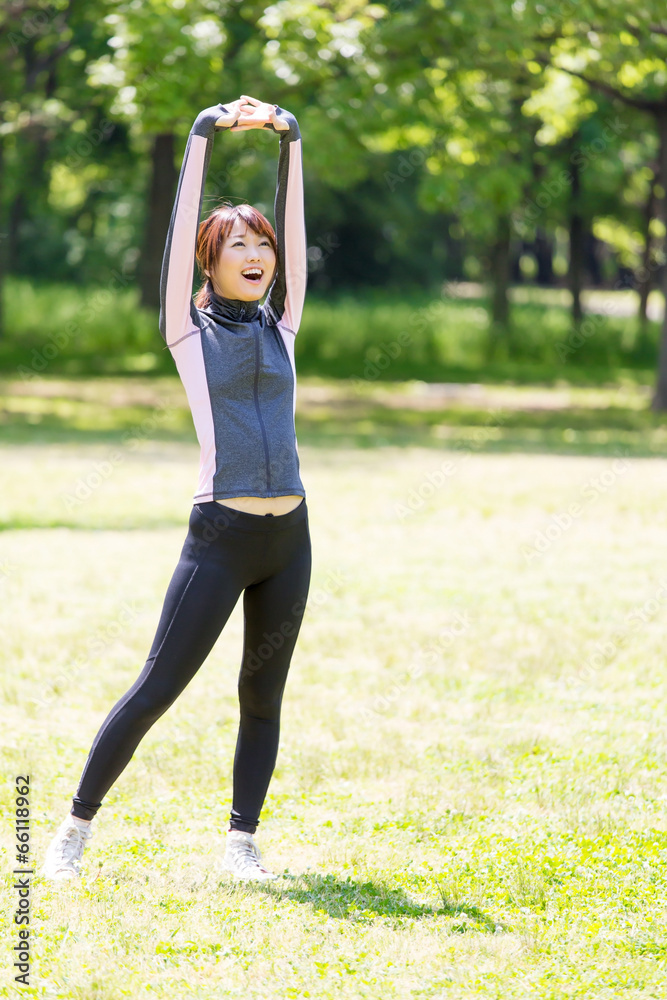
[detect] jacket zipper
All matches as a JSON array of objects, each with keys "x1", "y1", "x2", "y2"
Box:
[{"x1": 252, "y1": 324, "x2": 272, "y2": 493}]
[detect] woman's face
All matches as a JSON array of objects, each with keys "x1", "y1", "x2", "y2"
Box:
[{"x1": 208, "y1": 224, "x2": 276, "y2": 301}]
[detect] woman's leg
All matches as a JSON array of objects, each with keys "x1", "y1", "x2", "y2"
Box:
[
  {"x1": 229, "y1": 517, "x2": 312, "y2": 833},
  {"x1": 71, "y1": 506, "x2": 256, "y2": 819}
]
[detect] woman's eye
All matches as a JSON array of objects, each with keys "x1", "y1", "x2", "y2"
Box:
[{"x1": 230, "y1": 238, "x2": 270, "y2": 248}]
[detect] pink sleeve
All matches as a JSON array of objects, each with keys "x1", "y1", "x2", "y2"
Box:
[{"x1": 158, "y1": 103, "x2": 230, "y2": 347}]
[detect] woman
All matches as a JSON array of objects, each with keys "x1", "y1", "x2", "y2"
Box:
[{"x1": 41, "y1": 95, "x2": 312, "y2": 882}]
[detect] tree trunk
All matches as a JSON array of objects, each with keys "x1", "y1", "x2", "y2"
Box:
[
  {"x1": 7, "y1": 125, "x2": 49, "y2": 275},
  {"x1": 0, "y1": 136, "x2": 5, "y2": 338},
  {"x1": 442, "y1": 212, "x2": 465, "y2": 280},
  {"x1": 490, "y1": 214, "x2": 511, "y2": 324},
  {"x1": 138, "y1": 133, "x2": 177, "y2": 311},
  {"x1": 534, "y1": 228, "x2": 554, "y2": 285},
  {"x1": 568, "y1": 149, "x2": 584, "y2": 326},
  {"x1": 585, "y1": 231, "x2": 602, "y2": 286},
  {"x1": 651, "y1": 108, "x2": 667, "y2": 410},
  {"x1": 637, "y1": 175, "x2": 656, "y2": 329},
  {"x1": 487, "y1": 214, "x2": 512, "y2": 359},
  {"x1": 510, "y1": 240, "x2": 523, "y2": 284}
]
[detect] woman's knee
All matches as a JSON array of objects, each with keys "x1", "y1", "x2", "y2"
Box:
[
  {"x1": 126, "y1": 686, "x2": 178, "y2": 724},
  {"x1": 237, "y1": 679, "x2": 283, "y2": 721}
]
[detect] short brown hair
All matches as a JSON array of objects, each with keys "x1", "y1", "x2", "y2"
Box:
[{"x1": 194, "y1": 202, "x2": 277, "y2": 308}]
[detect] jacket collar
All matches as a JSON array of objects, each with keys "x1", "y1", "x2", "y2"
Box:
[{"x1": 202, "y1": 289, "x2": 260, "y2": 324}]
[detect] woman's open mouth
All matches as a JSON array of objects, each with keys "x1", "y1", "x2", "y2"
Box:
[{"x1": 241, "y1": 267, "x2": 264, "y2": 284}]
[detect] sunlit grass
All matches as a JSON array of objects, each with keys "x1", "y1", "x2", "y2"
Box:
[
  {"x1": 0, "y1": 374, "x2": 665, "y2": 464},
  {"x1": 0, "y1": 376, "x2": 667, "y2": 996}
]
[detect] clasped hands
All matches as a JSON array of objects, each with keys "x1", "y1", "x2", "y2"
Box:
[{"x1": 216, "y1": 95, "x2": 289, "y2": 132}]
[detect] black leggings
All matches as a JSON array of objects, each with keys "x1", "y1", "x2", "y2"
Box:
[{"x1": 71, "y1": 498, "x2": 311, "y2": 833}]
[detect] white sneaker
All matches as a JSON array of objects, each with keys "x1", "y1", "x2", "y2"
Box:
[
  {"x1": 40, "y1": 815, "x2": 94, "y2": 880},
  {"x1": 221, "y1": 830, "x2": 278, "y2": 882}
]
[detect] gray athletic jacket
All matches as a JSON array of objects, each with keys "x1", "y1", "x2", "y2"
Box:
[{"x1": 158, "y1": 103, "x2": 307, "y2": 501}]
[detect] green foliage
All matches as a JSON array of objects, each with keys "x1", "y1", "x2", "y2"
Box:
[
  {"x1": 2, "y1": 278, "x2": 162, "y2": 376},
  {"x1": 1, "y1": 0, "x2": 666, "y2": 394},
  {"x1": 0, "y1": 279, "x2": 660, "y2": 383}
]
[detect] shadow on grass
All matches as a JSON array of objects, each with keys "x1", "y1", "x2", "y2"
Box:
[
  {"x1": 2, "y1": 409, "x2": 666, "y2": 459},
  {"x1": 249, "y1": 872, "x2": 504, "y2": 932},
  {"x1": 2, "y1": 374, "x2": 665, "y2": 457}
]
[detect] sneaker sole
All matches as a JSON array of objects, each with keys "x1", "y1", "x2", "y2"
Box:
[
  {"x1": 217, "y1": 859, "x2": 279, "y2": 882},
  {"x1": 39, "y1": 867, "x2": 80, "y2": 880}
]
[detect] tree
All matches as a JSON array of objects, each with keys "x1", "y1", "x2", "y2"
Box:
[
  {"x1": 0, "y1": 0, "x2": 81, "y2": 336},
  {"x1": 85, "y1": 0, "x2": 255, "y2": 309},
  {"x1": 524, "y1": 1, "x2": 667, "y2": 405},
  {"x1": 347, "y1": 3, "x2": 550, "y2": 354},
  {"x1": 86, "y1": 0, "x2": 389, "y2": 308}
]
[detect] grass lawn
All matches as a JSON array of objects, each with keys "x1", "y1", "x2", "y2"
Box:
[{"x1": 1, "y1": 375, "x2": 667, "y2": 998}]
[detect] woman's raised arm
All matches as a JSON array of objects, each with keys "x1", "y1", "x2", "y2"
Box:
[
  {"x1": 158, "y1": 100, "x2": 243, "y2": 349},
  {"x1": 260, "y1": 105, "x2": 307, "y2": 339}
]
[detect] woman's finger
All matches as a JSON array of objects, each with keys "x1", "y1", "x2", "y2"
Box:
[
  {"x1": 232, "y1": 119, "x2": 261, "y2": 130},
  {"x1": 270, "y1": 110, "x2": 290, "y2": 131},
  {"x1": 239, "y1": 94, "x2": 262, "y2": 106}
]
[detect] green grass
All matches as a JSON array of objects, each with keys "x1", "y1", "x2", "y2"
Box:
[
  {"x1": 0, "y1": 373, "x2": 664, "y2": 470},
  {"x1": 1, "y1": 277, "x2": 662, "y2": 384},
  {"x1": 1, "y1": 376, "x2": 667, "y2": 997}
]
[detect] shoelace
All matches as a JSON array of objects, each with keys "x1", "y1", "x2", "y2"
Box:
[
  {"x1": 55, "y1": 825, "x2": 92, "y2": 868},
  {"x1": 227, "y1": 837, "x2": 270, "y2": 874}
]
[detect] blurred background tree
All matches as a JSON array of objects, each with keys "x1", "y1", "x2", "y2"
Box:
[{"x1": 1, "y1": 0, "x2": 666, "y2": 402}]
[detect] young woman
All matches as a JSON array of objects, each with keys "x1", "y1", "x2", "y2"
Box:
[{"x1": 41, "y1": 95, "x2": 312, "y2": 882}]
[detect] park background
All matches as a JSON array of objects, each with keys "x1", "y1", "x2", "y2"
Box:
[{"x1": 2, "y1": 1, "x2": 667, "y2": 998}]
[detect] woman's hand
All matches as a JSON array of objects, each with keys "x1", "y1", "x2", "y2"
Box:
[
  {"x1": 232, "y1": 94, "x2": 290, "y2": 131},
  {"x1": 215, "y1": 99, "x2": 245, "y2": 129}
]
